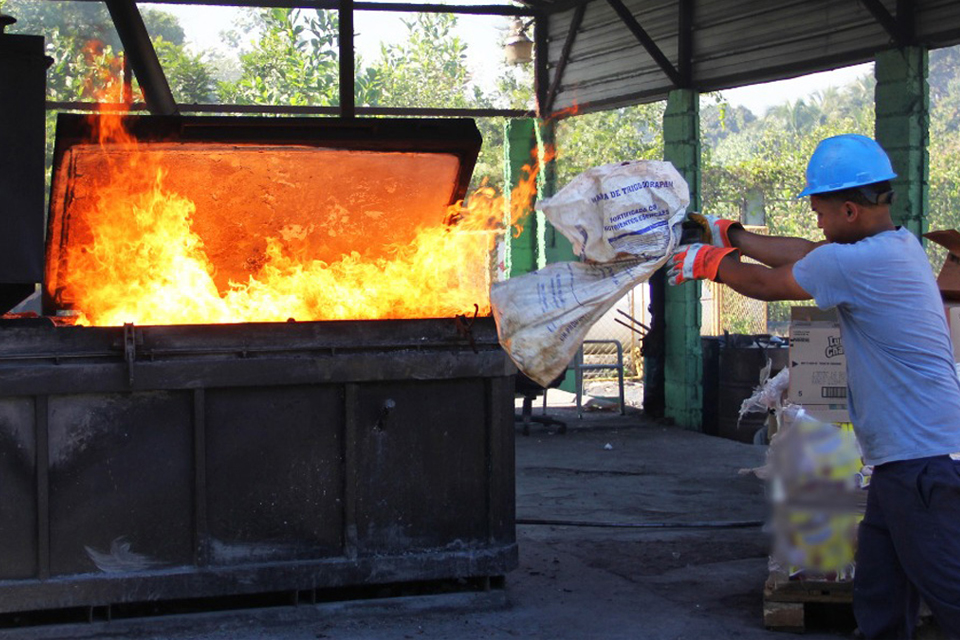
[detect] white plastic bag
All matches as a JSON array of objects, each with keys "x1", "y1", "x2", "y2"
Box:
[
  {"x1": 738, "y1": 364, "x2": 790, "y2": 426},
  {"x1": 536, "y1": 160, "x2": 690, "y2": 263}
]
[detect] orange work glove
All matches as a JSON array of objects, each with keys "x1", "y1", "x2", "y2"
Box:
[
  {"x1": 687, "y1": 213, "x2": 743, "y2": 248},
  {"x1": 667, "y1": 243, "x2": 738, "y2": 286}
]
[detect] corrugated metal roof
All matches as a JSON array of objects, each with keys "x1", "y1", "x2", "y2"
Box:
[{"x1": 543, "y1": 0, "x2": 960, "y2": 116}]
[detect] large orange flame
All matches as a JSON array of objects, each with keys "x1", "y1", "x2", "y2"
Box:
[
  {"x1": 57, "y1": 115, "x2": 547, "y2": 327},
  {"x1": 53, "y1": 46, "x2": 551, "y2": 327}
]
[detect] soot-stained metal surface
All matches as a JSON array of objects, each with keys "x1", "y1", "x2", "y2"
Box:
[
  {"x1": 0, "y1": 317, "x2": 517, "y2": 613},
  {"x1": 0, "y1": 28, "x2": 46, "y2": 314}
]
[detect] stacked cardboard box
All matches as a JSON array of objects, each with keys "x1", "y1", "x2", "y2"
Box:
[{"x1": 787, "y1": 307, "x2": 849, "y2": 425}]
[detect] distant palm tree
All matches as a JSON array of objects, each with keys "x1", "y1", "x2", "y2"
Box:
[{"x1": 768, "y1": 99, "x2": 821, "y2": 135}]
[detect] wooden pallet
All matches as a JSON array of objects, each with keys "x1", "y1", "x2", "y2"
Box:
[{"x1": 763, "y1": 572, "x2": 853, "y2": 632}]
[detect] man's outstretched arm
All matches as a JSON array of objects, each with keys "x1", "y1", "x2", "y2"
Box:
[
  {"x1": 666, "y1": 243, "x2": 812, "y2": 302},
  {"x1": 687, "y1": 213, "x2": 823, "y2": 268},
  {"x1": 726, "y1": 226, "x2": 824, "y2": 269},
  {"x1": 716, "y1": 252, "x2": 812, "y2": 302}
]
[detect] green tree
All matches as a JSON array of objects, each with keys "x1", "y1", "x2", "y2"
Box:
[
  {"x1": 155, "y1": 37, "x2": 214, "y2": 104},
  {"x1": 217, "y1": 9, "x2": 340, "y2": 106},
  {"x1": 927, "y1": 45, "x2": 960, "y2": 261},
  {"x1": 363, "y1": 13, "x2": 472, "y2": 109},
  {"x1": 5, "y1": 0, "x2": 206, "y2": 105},
  {"x1": 701, "y1": 99, "x2": 756, "y2": 147},
  {"x1": 553, "y1": 104, "x2": 666, "y2": 186},
  {"x1": 3, "y1": 1, "x2": 185, "y2": 47}
]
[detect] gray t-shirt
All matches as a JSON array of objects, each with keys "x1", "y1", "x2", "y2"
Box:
[{"x1": 792, "y1": 227, "x2": 960, "y2": 466}]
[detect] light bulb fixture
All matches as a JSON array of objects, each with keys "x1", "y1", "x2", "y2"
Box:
[{"x1": 504, "y1": 18, "x2": 534, "y2": 65}]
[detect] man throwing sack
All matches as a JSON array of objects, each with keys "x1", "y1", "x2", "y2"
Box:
[{"x1": 670, "y1": 134, "x2": 960, "y2": 639}]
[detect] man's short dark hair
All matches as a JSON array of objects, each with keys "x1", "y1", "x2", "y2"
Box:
[{"x1": 818, "y1": 181, "x2": 894, "y2": 206}]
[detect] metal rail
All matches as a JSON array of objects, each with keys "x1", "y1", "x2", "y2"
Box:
[
  {"x1": 45, "y1": 101, "x2": 536, "y2": 119},
  {"x1": 576, "y1": 339, "x2": 625, "y2": 418}
]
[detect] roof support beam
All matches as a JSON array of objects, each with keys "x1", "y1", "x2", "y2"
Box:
[
  {"x1": 605, "y1": 0, "x2": 681, "y2": 87},
  {"x1": 859, "y1": 0, "x2": 914, "y2": 47},
  {"x1": 339, "y1": 0, "x2": 355, "y2": 117},
  {"x1": 101, "y1": 0, "x2": 534, "y2": 16},
  {"x1": 544, "y1": 1, "x2": 585, "y2": 115},
  {"x1": 897, "y1": 0, "x2": 916, "y2": 45},
  {"x1": 103, "y1": 0, "x2": 177, "y2": 115},
  {"x1": 677, "y1": 0, "x2": 693, "y2": 87},
  {"x1": 534, "y1": 11, "x2": 549, "y2": 116}
]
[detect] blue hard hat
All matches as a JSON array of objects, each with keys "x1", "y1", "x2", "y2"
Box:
[{"x1": 797, "y1": 134, "x2": 897, "y2": 198}]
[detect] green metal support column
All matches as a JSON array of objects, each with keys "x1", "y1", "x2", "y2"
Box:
[
  {"x1": 505, "y1": 119, "x2": 545, "y2": 277},
  {"x1": 661, "y1": 89, "x2": 702, "y2": 430},
  {"x1": 503, "y1": 118, "x2": 576, "y2": 389},
  {"x1": 504, "y1": 119, "x2": 573, "y2": 275},
  {"x1": 539, "y1": 120, "x2": 577, "y2": 266},
  {"x1": 875, "y1": 47, "x2": 929, "y2": 237}
]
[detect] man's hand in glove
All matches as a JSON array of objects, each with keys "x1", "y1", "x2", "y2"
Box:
[
  {"x1": 686, "y1": 213, "x2": 743, "y2": 248},
  {"x1": 667, "y1": 243, "x2": 738, "y2": 286}
]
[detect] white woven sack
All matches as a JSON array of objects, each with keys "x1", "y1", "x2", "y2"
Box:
[{"x1": 536, "y1": 160, "x2": 689, "y2": 263}]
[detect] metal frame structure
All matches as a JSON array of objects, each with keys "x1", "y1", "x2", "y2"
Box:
[
  {"x1": 50, "y1": 0, "x2": 541, "y2": 118},
  {"x1": 46, "y1": 0, "x2": 960, "y2": 121}
]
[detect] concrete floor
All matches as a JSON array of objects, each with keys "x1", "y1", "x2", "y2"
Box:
[{"x1": 2, "y1": 398, "x2": 869, "y2": 640}]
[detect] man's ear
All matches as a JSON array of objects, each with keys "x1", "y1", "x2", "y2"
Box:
[{"x1": 843, "y1": 201, "x2": 859, "y2": 221}]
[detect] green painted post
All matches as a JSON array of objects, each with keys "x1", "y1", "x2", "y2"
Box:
[
  {"x1": 538, "y1": 119, "x2": 578, "y2": 392},
  {"x1": 504, "y1": 119, "x2": 544, "y2": 277},
  {"x1": 662, "y1": 89, "x2": 702, "y2": 430},
  {"x1": 539, "y1": 119, "x2": 577, "y2": 266},
  {"x1": 503, "y1": 118, "x2": 578, "y2": 390},
  {"x1": 875, "y1": 47, "x2": 929, "y2": 237}
]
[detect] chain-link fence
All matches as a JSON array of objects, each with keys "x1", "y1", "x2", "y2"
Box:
[
  {"x1": 701, "y1": 225, "x2": 769, "y2": 336},
  {"x1": 702, "y1": 280, "x2": 768, "y2": 336},
  {"x1": 580, "y1": 225, "x2": 773, "y2": 384}
]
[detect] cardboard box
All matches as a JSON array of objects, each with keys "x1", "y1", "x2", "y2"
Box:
[
  {"x1": 925, "y1": 229, "x2": 960, "y2": 301},
  {"x1": 924, "y1": 230, "x2": 960, "y2": 360},
  {"x1": 788, "y1": 307, "x2": 849, "y2": 423}
]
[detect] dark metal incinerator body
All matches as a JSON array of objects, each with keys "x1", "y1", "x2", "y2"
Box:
[
  {"x1": 0, "y1": 104, "x2": 517, "y2": 613},
  {"x1": 0, "y1": 317, "x2": 517, "y2": 613}
]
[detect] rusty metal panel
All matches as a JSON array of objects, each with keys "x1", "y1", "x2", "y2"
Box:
[
  {"x1": 0, "y1": 318, "x2": 516, "y2": 614},
  {"x1": 47, "y1": 391, "x2": 195, "y2": 577},
  {"x1": 43, "y1": 114, "x2": 482, "y2": 316},
  {"x1": 0, "y1": 397, "x2": 37, "y2": 580},
  {"x1": 205, "y1": 385, "x2": 345, "y2": 565},
  {"x1": 0, "y1": 32, "x2": 46, "y2": 312},
  {"x1": 353, "y1": 379, "x2": 491, "y2": 554}
]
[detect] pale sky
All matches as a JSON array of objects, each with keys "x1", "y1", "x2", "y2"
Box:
[
  {"x1": 150, "y1": 3, "x2": 873, "y2": 116},
  {"x1": 719, "y1": 63, "x2": 874, "y2": 115}
]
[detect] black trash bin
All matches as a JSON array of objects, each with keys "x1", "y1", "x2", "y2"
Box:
[
  {"x1": 701, "y1": 336, "x2": 721, "y2": 437},
  {"x1": 716, "y1": 334, "x2": 788, "y2": 444}
]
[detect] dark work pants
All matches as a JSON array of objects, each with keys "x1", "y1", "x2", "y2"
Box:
[{"x1": 854, "y1": 455, "x2": 960, "y2": 639}]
